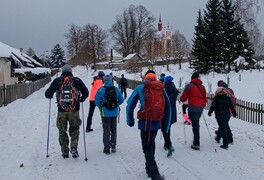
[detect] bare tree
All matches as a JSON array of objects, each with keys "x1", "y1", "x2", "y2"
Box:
[
  {"x1": 110, "y1": 4, "x2": 155, "y2": 57},
  {"x1": 234, "y1": 0, "x2": 264, "y2": 52},
  {"x1": 25, "y1": 48, "x2": 36, "y2": 57},
  {"x1": 82, "y1": 24, "x2": 108, "y2": 70},
  {"x1": 173, "y1": 30, "x2": 190, "y2": 70},
  {"x1": 144, "y1": 28, "x2": 158, "y2": 69},
  {"x1": 64, "y1": 24, "x2": 83, "y2": 58}
]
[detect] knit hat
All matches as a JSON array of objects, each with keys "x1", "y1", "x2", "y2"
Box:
[
  {"x1": 215, "y1": 87, "x2": 226, "y2": 96},
  {"x1": 145, "y1": 70, "x2": 156, "y2": 76},
  {"x1": 104, "y1": 75, "x2": 112, "y2": 82},
  {"x1": 219, "y1": 81, "x2": 228, "y2": 88},
  {"x1": 61, "y1": 64, "x2": 72, "y2": 74},
  {"x1": 98, "y1": 71, "x2": 105, "y2": 77},
  {"x1": 164, "y1": 76, "x2": 173, "y2": 83},
  {"x1": 144, "y1": 73, "x2": 157, "y2": 80},
  {"x1": 217, "y1": 80, "x2": 224, "y2": 87},
  {"x1": 191, "y1": 72, "x2": 199, "y2": 80}
]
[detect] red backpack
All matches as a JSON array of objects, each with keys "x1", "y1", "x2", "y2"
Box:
[
  {"x1": 226, "y1": 88, "x2": 236, "y2": 108},
  {"x1": 137, "y1": 80, "x2": 165, "y2": 121}
]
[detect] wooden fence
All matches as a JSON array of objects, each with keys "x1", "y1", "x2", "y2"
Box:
[
  {"x1": 0, "y1": 76, "x2": 51, "y2": 107},
  {"x1": 114, "y1": 76, "x2": 264, "y2": 126}
]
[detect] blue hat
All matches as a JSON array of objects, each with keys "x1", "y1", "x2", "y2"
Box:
[
  {"x1": 98, "y1": 71, "x2": 105, "y2": 77},
  {"x1": 164, "y1": 76, "x2": 174, "y2": 83},
  {"x1": 104, "y1": 75, "x2": 112, "y2": 82}
]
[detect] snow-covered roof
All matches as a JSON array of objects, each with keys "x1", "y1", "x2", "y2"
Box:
[
  {"x1": 0, "y1": 41, "x2": 42, "y2": 68},
  {"x1": 123, "y1": 53, "x2": 139, "y2": 60}
]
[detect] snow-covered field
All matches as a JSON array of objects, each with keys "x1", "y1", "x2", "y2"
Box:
[{"x1": 0, "y1": 63, "x2": 263, "y2": 180}]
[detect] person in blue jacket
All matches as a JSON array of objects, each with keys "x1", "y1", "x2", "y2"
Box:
[
  {"x1": 126, "y1": 70, "x2": 171, "y2": 180},
  {"x1": 95, "y1": 75, "x2": 124, "y2": 155}
]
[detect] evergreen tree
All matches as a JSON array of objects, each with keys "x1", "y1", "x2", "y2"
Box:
[
  {"x1": 191, "y1": 10, "x2": 209, "y2": 73},
  {"x1": 49, "y1": 44, "x2": 66, "y2": 68},
  {"x1": 219, "y1": 0, "x2": 237, "y2": 72},
  {"x1": 234, "y1": 18, "x2": 255, "y2": 69},
  {"x1": 202, "y1": 0, "x2": 222, "y2": 73}
]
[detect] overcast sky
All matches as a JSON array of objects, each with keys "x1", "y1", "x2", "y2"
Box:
[{"x1": 0, "y1": 0, "x2": 263, "y2": 56}]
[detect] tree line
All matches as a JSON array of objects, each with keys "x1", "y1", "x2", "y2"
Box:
[{"x1": 26, "y1": 1, "x2": 264, "y2": 72}]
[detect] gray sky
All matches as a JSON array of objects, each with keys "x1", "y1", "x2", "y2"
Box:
[{"x1": 0, "y1": 0, "x2": 263, "y2": 56}]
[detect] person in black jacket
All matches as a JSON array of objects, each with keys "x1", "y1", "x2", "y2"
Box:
[
  {"x1": 118, "y1": 74, "x2": 127, "y2": 99},
  {"x1": 45, "y1": 64, "x2": 89, "y2": 158},
  {"x1": 162, "y1": 76, "x2": 178, "y2": 157},
  {"x1": 208, "y1": 87, "x2": 236, "y2": 149}
]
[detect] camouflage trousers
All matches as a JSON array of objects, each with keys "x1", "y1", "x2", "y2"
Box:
[{"x1": 57, "y1": 111, "x2": 82, "y2": 155}]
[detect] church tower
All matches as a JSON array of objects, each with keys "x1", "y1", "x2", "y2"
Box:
[{"x1": 158, "y1": 15, "x2": 162, "y2": 32}]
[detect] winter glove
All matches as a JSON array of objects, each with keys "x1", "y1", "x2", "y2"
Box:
[
  {"x1": 208, "y1": 112, "x2": 211, "y2": 117},
  {"x1": 79, "y1": 96, "x2": 85, "y2": 102},
  {"x1": 127, "y1": 119, "x2": 134, "y2": 127}
]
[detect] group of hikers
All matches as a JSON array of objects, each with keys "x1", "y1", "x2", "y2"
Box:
[{"x1": 45, "y1": 64, "x2": 237, "y2": 180}]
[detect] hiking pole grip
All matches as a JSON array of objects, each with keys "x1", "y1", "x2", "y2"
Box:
[
  {"x1": 46, "y1": 99, "x2": 51, "y2": 158},
  {"x1": 81, "y1": 102, "x2": 88, "y2": 161}
]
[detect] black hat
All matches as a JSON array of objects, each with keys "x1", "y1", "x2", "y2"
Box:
[
  {"x1": 145, "y1": 70, "x2": 156, "y2": 76},
  {"x1": 191, "y1": 72, "x2": 199, "y2": 80}
]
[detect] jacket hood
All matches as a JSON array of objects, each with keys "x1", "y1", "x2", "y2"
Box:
[{"x1": 190, "y1": 78, "x2": 203, "y2": 85}]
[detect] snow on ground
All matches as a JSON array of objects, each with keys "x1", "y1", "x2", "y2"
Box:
[{"x1": 0, "y1": 63, "x2": 264, "y2": 180}]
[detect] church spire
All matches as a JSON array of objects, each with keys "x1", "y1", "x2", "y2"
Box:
[{"x1": 158, "y1": 14, "x2": 162, "y2": 31}]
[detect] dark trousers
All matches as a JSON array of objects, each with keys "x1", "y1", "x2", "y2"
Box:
[
  {"x1": 190, "y1": 119, "x2": 200, "y2": 146},
  {"x1": 102, "y1": 117, "x2": 117, "y2": 149},
  {"x1": 216, "y1": 120, "x2": 229, "y2": 147},
  {"x1": 86, "y1": 101, "x2": 96, "y2": 130},
  {"x1": 121, "y1": 88, "x2": 127, "y2": 98},
  {"x1": 162, "y1": 126, "x2": 172, "y2": 149},
  {"x1": 216, "y1": 119, "x2": 233, "y2": 144},
  {"x1": 140, "y1": 130, "x2": 159, "y2": 178}
]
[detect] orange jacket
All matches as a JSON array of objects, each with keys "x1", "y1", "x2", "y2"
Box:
[{"x1": 89, "y1": 77, "x2": 103, "y2": 101}]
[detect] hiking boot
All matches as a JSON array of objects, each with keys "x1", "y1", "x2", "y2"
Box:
[
  {"x1": 215, "y1": 137, "x2": 220, "y2": 143},
  {"x1": 86, "y1": 128, "x2": 93, "y2": 133},
  {"x1": 152, "y1": 174, "x2": 165, "y2": 180},
  {"x1": 167, "y1": 145, "x2": 175, "y2": 157},
  {"x1": 103, "y1": 148, "x2": 110, "y2": 155},
  {"x1": 111, "y1": 145, "x2": 116, "y2": 153},
  {"x1": 191, "y1": 145, "x2": 200, "y2": 150},
  {"x1": 220, "y1": 145, "x2": 228, "y2": 150},
  {"x1": 70, "y1": 147, "x2": 79, "y2": 158},
  {"x1": 62, "y1": 153, "x2": 69, "y2": 158}
]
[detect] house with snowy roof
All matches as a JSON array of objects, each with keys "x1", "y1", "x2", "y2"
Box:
[
  {"x1": 0, "y1": 42, "x2": 43, "y2": 86},
  {"x1": 123, "y1": 53, "x2": 142, "y2": 64}
]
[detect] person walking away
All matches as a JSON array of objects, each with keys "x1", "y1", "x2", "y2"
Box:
[
  {"x1": 109, "y1": 72, "x2": 114, "y2": 85},
  {"x1": 119, "y1": 74, "x2": 128, "y2": 99},
  {"x1": 45, "y1": 64, "x2": 89, "y2": 158},
  {"x1": 126, "y1": 70, "x2": 171, "y2": 180},
  {"x1": 214, "y1": 80, "x2": 236, "y2": 144},
  {"x1": 95, "y1": 75, "x2": 124, "y2": 154},
  {"x1": 208, "y1": 87, "x2": 236, "y2": 149},
  {"x1": 180, "y1": 72, "x2": 207, "y2": 150},
  {"x1": 180, "y1": 81, "x2": 191, "y2": 125},
  {"x1": 86, "y1": 71, "x2": 105, "y2": 132},
  {"x1": 162, "y1": 75, "x2": 179, "y2": 157},
  {"x1": 159, "y1": 73, "x2": 166, "y2": 82}
]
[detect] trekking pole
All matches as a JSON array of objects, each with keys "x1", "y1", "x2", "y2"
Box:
[
  {"x1": 202, "y1": 113, "x2": 217, "y2": 152},
  {"x1": 182, "y1": 112, "x2": 187, "y2": 145},
  {"x1": 118, "y1": 107, "x2": 120, "y2": 123},
  {"x1": 81, "y1": 102, "x2": 88, "y2": 161},
  {"x1": 46, "y1": 99, "x2": 51, "y2": 158}
]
